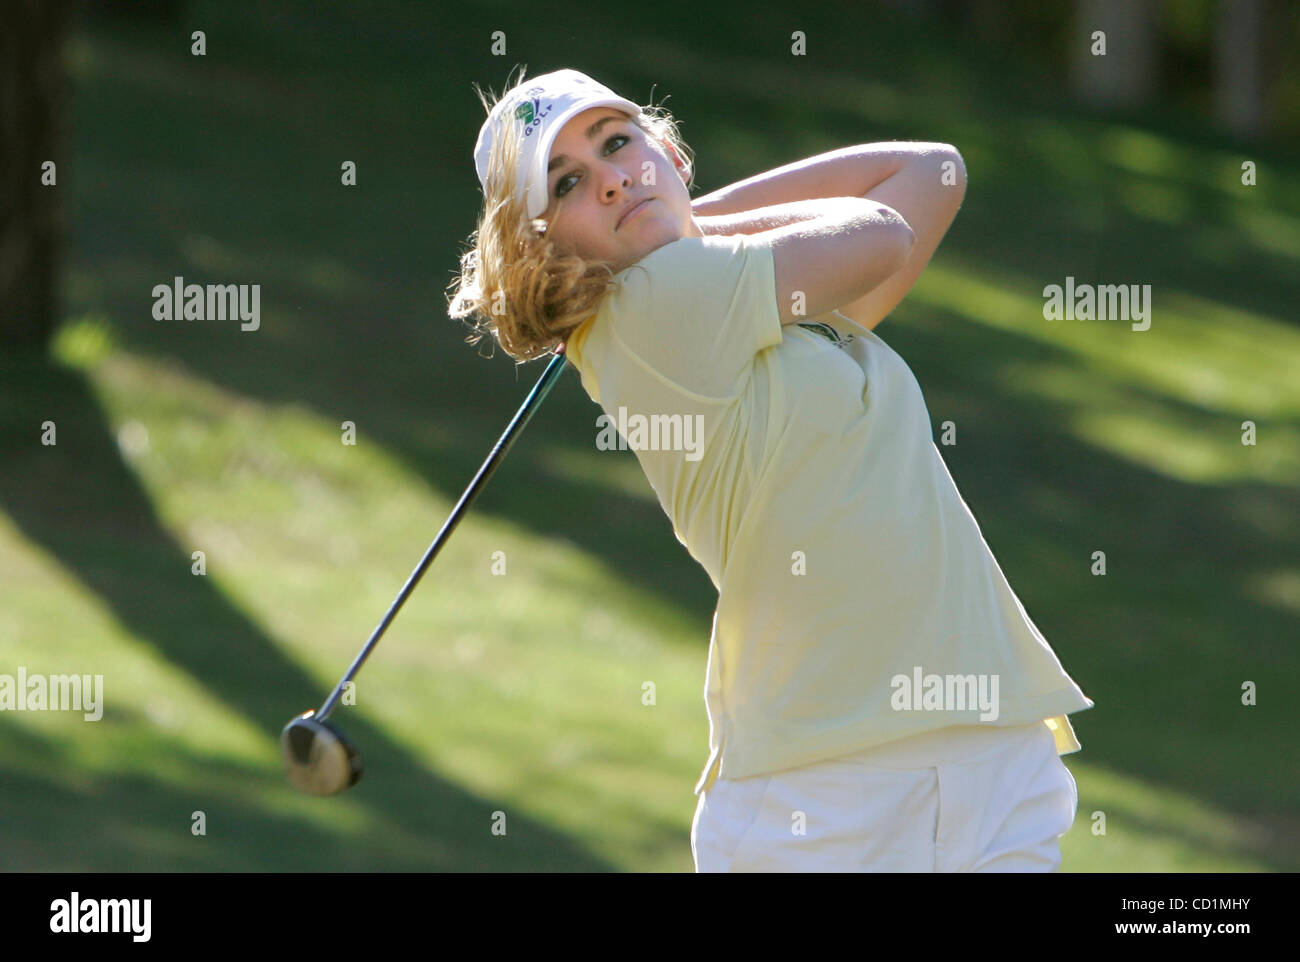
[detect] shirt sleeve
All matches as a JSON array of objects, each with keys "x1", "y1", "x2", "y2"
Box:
[{"x1": 602, "y1": 233, "x2": 784, "y2": 399}]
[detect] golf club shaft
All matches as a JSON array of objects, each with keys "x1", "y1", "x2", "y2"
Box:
[{"x1": 316, "y1": 346, "x2": 570, "y2": 722}]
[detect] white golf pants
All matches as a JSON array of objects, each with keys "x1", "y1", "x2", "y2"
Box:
[{"x1": 691, "y1": 720, "x2": 1079, "y2": 872}]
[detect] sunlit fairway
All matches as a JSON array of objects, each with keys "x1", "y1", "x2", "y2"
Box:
[{"x1": 1, "y1": 0, "x2": 1294, "y2": 871}]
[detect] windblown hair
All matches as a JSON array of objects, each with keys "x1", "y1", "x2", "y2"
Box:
[{"x1": 446, "y1": 66, "x2": 696, "y2": 364}]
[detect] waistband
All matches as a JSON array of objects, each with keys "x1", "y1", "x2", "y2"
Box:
[
  {"x1": 696, "y1": 719, "x2": 1056, "y2": 796},
  {"x1": 812, "y1": 720, "x2": 1050, "y2": 771}
]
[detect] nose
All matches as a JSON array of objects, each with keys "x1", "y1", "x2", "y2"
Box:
[{"x1": 602, "y1": 165, "x2": 634, "y2": 203}]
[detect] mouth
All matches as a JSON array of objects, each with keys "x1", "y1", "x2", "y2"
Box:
[{"x1": 617, "y1": 198, "x2": 653, "y2": 230}]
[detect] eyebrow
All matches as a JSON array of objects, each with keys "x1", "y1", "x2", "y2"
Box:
[{"x1": 547, "y1": 115, "x2": 626, "y2": 176}]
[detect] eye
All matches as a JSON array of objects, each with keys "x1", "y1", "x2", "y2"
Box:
[{"x1": 555, "y1": 134, "x2": 630, "y2": 198}]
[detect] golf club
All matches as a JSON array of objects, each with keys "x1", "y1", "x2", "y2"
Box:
[{"x1": 281, "y1": 344, "x2": 570, "y2": 796}]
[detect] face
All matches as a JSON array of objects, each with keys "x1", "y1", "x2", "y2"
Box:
[{"x1": 539, "y1": 106, "x2": 701, "y2": 273}]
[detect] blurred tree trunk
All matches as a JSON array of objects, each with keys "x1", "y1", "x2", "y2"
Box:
[
  {"x1": 1, "y1": 0, "x2": 75, "y2": 352},
  {"x1": 1070, "y1": 0, "x2": 1157, "y2": 108},
  {"x1": 1213, "y1": 0, "x2": 1266, "y2": 139}
]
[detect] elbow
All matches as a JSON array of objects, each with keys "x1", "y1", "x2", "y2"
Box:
[
  {"x1": 895, "y1": 222, "x2": 916, "y2": 269},
  {"x1": 872, "y1": 201, "x2": 916, "y2": 239},
  {"x1": 878, "y1": 204, "x2": 915, "y2": 267},
  {"x1": 902, "y1": 142, "x2": 968, "y2": 193},
  {"x1": 877, "y1": 207, "x2": 916, "y2": 267},
  {"x1": 942, "y1": 146, "x2": 968, "y2": 202},
  {"x1": 883, "y1": 219, "x2": 915, "y2": 275},
  {"x1": 896, "y1": 218, "x2": 915, "y2": 256},
  {"x1": 862, "y1": 200, "x2": 915, "y2": 273},
  {"x1": 890, "y1": 208, "x2": 916, "y2": 257}
]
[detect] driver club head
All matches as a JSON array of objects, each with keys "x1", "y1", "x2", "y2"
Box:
[
  {"x1": 278, "y1": 350, "x2": 569, "y2": 799},
  {"x1": 281, "y1": 710, "x2": 363, "y2": 796}
]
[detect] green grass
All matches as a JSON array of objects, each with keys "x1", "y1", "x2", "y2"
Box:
[{"x1": 0, "y1": 0, "x2": 1296, "y2": 871}]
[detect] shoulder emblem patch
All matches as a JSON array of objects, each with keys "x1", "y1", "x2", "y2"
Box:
[{"x1": 796, "y1": 321, "x2": 854, "y2": 349}]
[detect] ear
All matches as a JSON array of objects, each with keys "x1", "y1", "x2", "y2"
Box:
[{"x1": 663, "y1": 141, "x2": 689, "y2": 181}]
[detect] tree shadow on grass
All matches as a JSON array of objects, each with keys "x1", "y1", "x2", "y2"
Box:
[
  {"x1": 0, "y1": 354, "x2": 612, "y2": 871},
  {"x1": 45, "y1": 4, "x2": 1300, "y2": 872},
  {"x1": 885, "y1": 310, "x2": 1300, "y2": 869},
  {"x1": 53, "y1": 142, "x2": 1300, "y2": 871}
]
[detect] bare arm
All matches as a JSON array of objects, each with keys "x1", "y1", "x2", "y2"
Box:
[
  {"x1": 694, "y1": 199, "x2": 838, "y2": 236},
  {"x1": 692, "y1": 142, "x2": 967, "y2": 331},
  {"x1": 836, "y1": 147, "x2": 966, "y2": 331},
  {"x1": 753, "y1": 198, "x2": 915, "y2": 326},
  {"x1": 690, "y1": 143, "x2": 920, "y2": 214}
]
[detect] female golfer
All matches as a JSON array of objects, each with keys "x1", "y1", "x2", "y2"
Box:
[{"x1": 448, "y1": 67, "x2": 1093, "y2": 872}]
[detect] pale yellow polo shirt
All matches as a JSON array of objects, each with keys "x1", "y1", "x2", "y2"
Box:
[{"x1": 564, "y1": 233, "x2": 1094, "y2": 796}]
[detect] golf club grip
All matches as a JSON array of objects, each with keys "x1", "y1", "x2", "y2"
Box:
[{"x1": 317, "y1": 348, "x2": 570, "y2": 720}]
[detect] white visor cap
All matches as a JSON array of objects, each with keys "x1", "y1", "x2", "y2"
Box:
[{"x1": 473, "y1": 68, "x2": 643, "y2": 220}]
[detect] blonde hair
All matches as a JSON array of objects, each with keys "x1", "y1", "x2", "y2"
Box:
[{"x1": 446, "y1": 67, "x2": 696, "y2": 365}]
